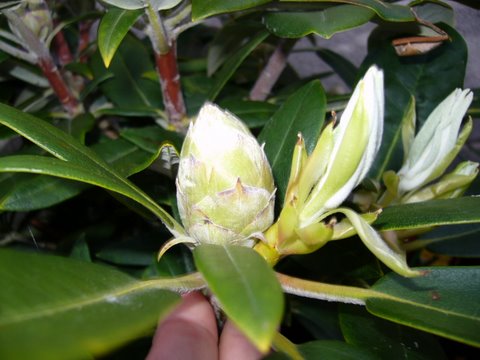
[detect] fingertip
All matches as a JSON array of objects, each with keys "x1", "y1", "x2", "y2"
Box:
[
  {"x1": 219, "y1": 320, "x2": 263, "y2": 360},
  {"x1": 147, "y1": 291, "x2": 218, "y2": 360}
]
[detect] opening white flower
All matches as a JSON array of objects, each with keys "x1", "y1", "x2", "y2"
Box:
[{"x1": 397, "y1": 89, "x2": 473, "y2": 194}]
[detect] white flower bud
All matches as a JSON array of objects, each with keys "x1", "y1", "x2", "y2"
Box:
[
  {"x1": 397, "y1": 89, "x2": 473, "y2": 194},
  {"x1": 298, "y1": 66, "x2": 384, "y2": 227},
  {"x1": 176, "y1": 103, "x2": 275, "y2": 246}
]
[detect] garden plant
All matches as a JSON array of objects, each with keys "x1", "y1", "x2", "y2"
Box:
[{"x1": 0, "y1": 0, "x2": 479, "y2": 359}]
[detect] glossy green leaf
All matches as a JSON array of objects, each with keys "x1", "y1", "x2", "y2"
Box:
[
  {"x1": 207, "y1": 30, "x2": 269, "y2": 101},
  {"x1": 267, "y1": 340, "x2": 376, "y2": 360},
  {"x1": 193, "y1": 244, "x2": 284, "y2": 353},
  {"x1": 120, "y1": 126, "x2": 183, "y2": 155},
  {"x1": 278, "y1": 0, "x2": 414, "y2": 22},
  {"x1": 340, "y1": 305, "x2": 446, "y2": 359},
  {"x1": 219, "y1": 99, "x2": 278, "y2": 128},
  {"x1": 279, "y1": 267, "x2": 480, "y2": 347},
  {"x1": 368, "y1": 266, "x2": 480, "y2": 347},
  {"x1": 98, "y1": 8, "x2": 142, "y2": 68},
  {"x1": 298, "y1": 340, "x2": 376, "y2": 360},
  {"x1": 207, "y1": 20, "x2": 264, "y2": 76},
  {"x1": 0, "y1": 103, "x2": 183, "y2": 233},
  {"x1": 91, "y1": 35, "x2": 163, "y2": 109},
  {"x1": 413, "y1": 224, "x2": 480, "y2": 257},
  {"x1": 192, "y1": 0, "x2": 270, "y2": 20},
  {"x1": 375, "y1": 197, "x2": 480, "y2": 231},
  {"x1": 411, "y1": 0, "x2": 454, "y2": 25},
  {"x1": 316, "y1": 49, "x2": 357, "y2": 89},
  {"x1": 0, "y1": 249, "x2": 180, "y2": 360},
  {"x1": 258, "y1": 80, "x2": 326, "y2": 203},
  {"x1": 365, "y1": 24, "x2": 467, "y2": 178},
  {"x1": 265, "y1": 5, "x2": 374, "y2": 39},
  {"x1": 0, "y1": 137, "x2": 154, "y2": 211}
]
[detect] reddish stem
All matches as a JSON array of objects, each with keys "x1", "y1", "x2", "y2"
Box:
[
  {"x1": 38, "y1": 57, "x2": 81, "y2": 117},
  {"x1": 154, "y1": 41, "x2": 187, "y2": 131},
  {"x1": 78, "y1": 21, "x2": 91, "y2": 63},
  {"x1": 52, "y1": 28, "x2": 73, "y2": 66}
]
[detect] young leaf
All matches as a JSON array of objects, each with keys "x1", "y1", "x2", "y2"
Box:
[
  {"x1": 258, "y1": 80, "x2": 326, "y2": 203},
  {"x1": 0, "y1": 249, "x2": 182, "y2": 360},
  {"x1": 98, "y1": 8, "x2": 143, "y2": 68},
  {"x1": 193, "y1": 244, "x2": 284, "y2": 353},
  {"x1": 322, "y1": 208, "x2": 421, "y2": 277}
]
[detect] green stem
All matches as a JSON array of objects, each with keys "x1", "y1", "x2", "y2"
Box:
[
  {"x1": 148, "y1": 272, "x2": 206, "y2": 293},
  {"x1": 272, "y1": 332, "x2": 304, "y2": 360},
  {"x1": 277, "y1": 272, "x2": 388, "y2": 305}
]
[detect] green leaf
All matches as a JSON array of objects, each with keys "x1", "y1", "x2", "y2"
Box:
[
  {"x1": 365, "y1": 24, "x2": 467, "y2": 178},
  {"x1": 0, "y1": 138, "x2": 158, "y2": 211},
  {"x1": 315, "y1": 49, "x2": 357, "y2": 89},
  {"x1": 0, "y1": 103, "x2": 183, "y2": 234},
  {"x1": 192, "y1": 0, "x2": 270, "y2": 20},
  {"x1": 0, "y1": 249, "x2": 180, "y2": 360},
  {"x1": 340, "y1": 305, "x2": 446, "y2": 359},
  {"x1": 267, "y1": 340, "x2": 376, "y2": 360},
  {"x1": 411, "y1": 0, "x2": 454, "y2": 25},
  {"x1": 264, "y1": 5, "x2": 374, "y2": 39},
  {"x1": 207, "y1": 20, "x2": 264, "y2": 76},
  {"x1": 258, "y1": 80, "x2": 326, "y2": 203},
  {"x1": 279, "y1": 267, "x2": 480, "y2": 347},
  {"x1": 193, "y1": 244, "x2": 284, "y2": 353},
  {"x1": 278, "y1": 0, "x2": 414, "y2": 22},
  {"x1": 410, "y1": 224, "x2": 480, "y2": 257},
  {"x1": 219, "y1": 99, "x2": 278, "y2": 128},
  {"x1": 375, "y1": 197, "x2": 480, "y2": 231},
  {"x1": 98, "y1": 8, "x2": 143, "y2": 68},
  {"x1": 368, "y1": 266, "x2": 480, "y2": 347},
  {"x1": 91, "y1": 35, "x2": 163, "y2": 109},
  {"x1": 298, "y1": 340, "x2": 377, "y2": 360},
  {"x1": 207, "y1": 30, "x2": 269, "y2": 101}
]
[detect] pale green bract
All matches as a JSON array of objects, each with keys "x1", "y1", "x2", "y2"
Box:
[{"x1": 169, "y1": 103, "x2": 275, "y2": 250}]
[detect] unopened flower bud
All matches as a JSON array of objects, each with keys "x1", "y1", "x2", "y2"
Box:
[
  {"x1": 397, "y1": 89, "x2": 473, "y2": 194},
  {"x1": 401, "y1": 161, "x2": 479, "y2": 204},
  {"x1": 298, "y1": 66, "x2": 384, "y2": 227},
  {"x1": 176, "y1": 103, "x2": 275, "y2": 247},
  {"x1": 9, "y1": 0, "x2": 52, "y2": 42}
]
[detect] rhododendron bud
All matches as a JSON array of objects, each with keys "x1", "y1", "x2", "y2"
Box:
[
  {"x1": 397, "y1": 89, "x2": 473, "y2": 194},
  {"x1": 176, "y1": 103, "x2": 275, "y2": 247}
]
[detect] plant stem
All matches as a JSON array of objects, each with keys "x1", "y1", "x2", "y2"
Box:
[
  {"x1": 146, "y1": 3, "x2": 187, "y2": 132},
  {"x1": 78, "y1": 20, "x2": 91, "y2": 63},
  {"x1": 4, "y1": 10, "x2": 82, "y2": 118},
  {"x1": 37, "y1": 56, "x2": 81, "y2": 116},
  {"x1": 52, "y1": 23, "x2": 73, "y2": 66},
  {"x1": 277, "y1": 272, "x2": 388, "y2": 305},
  {"x1": 249, "y1": 39, "x2": 295, "y2": 101}
]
